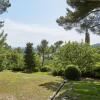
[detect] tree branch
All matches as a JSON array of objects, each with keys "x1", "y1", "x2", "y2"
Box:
[
  {"x1": 90, "y1": 23, "x2": 100, "y2": 28},
  {"x1": 88, "y1": 9, "x2": 100, "y2": 16},
  {"x1": 78, "y1": 9, "x2": 100, "y2": 22}
]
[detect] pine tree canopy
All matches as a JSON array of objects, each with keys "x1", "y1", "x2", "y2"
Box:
[
  {"x1": 56, "y1": 0, "x2": 100, "y2": 44},
  {"x1": 0, "y1": 0, "x2": 11, "y2": 28},
  {"x1": 57, "y1": 0, "x2": 100, "y2": 25}
]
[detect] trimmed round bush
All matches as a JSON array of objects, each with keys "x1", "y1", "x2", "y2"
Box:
[{"x1": 65, "y1": 65, "x2": 81, "y2": 80}]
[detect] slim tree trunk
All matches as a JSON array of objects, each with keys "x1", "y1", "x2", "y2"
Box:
[
  {"x1": 85, "y1": 28, "x2": 90, "y2": 44},
  {"x1": 42, "y1": 52, "x2": 45, "y2": 67}
]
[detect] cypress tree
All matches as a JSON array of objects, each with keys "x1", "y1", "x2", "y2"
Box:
[{"x1": 24, "y1": 42, "x2": 35, "y2": 72}]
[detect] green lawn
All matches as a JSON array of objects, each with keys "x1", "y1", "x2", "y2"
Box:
[
  {"x1": 0, "y1": 70, "x2": 62, "y2": 100},
  {"x1": 55, "y1": 79, "x2": 100, "y2": 100},
  {"x1": 0, "y1": 71, "x2": 100, "y2": 100}
]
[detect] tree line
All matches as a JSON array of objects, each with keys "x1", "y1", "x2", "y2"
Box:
[{"x1": 0, "y1": 32, "x2": 100, "y2": 79}]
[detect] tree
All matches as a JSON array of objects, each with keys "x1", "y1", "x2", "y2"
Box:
[
  {"x1": 54, "y1": 41, "x2": 63, "y2": 51},
  {"x1": 66, "y1": 0, "x2": 100, "y2": 22},
  {"x1": 0, "y1": 31, "x2": 9, "y2": 71},
  {"x1": 0, "y1": 31, "x2": 7, "y2": 48},
  {"x1": 0, "y1": 0, "x2": 10, "y2": 48},
  {"x1": 0, "y1": 0, "x2": 10, "y2": 49},
  {"x1": 37, "y1": 40, "x2": 48, "y2": 67},
  {"x1": 24, "y1": 43, "x2": 36, "y2": 72},
  {"x1": 74, "y1": 14, "x2": 100, "y2": 44},
  {"x1": 56, "y1": 42, "x2": 96, "y2": 72},
  {"x1": 0, "y1": 0, "x2": 11, "y2": 14},
  {"x1": 57, "y1": 1, "x2": 100, "y2": 44},
  {"x1": 0, "y1": 0, "x2": 11, "y2": 71},
  {"x1": 0, "y1": 0, "x2": 11, "y2": 28},
  {"x1": 6, "y1": 50, "x2": 25, "y2": 71},
  {"x1": 0, "y1": 31, "x2": 7, "y2": 64}
]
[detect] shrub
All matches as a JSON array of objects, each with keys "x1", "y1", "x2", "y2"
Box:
[
  {"x1": 33, "y1": 67, "x2": 39, "y2": 72},
  {"x1": 12, "y1": 67, "x2": 24, "y2": 72},
  {"x1": 0, "y1": 54, "x2": 7, "y2": 71},
  {"x1": 51, "y1": 68, "x2": 65, "y2": 76},
  {"x1": 51, "y1": 69, "x2": 58, "y2": 76},
  {"x1": 5, "y1": 51, "x2": 25, "y2": 72},
  {"x1": 0, "y1": 66, "x2": 4, "y2": 71},
  {"x1": 40, "y1": 66, "x2": 51, "y2": 72},
  {"x1": 93, "y1": 67, "x2": 100, "y2": 78},
  {"x1": 11, "y1": 63, "x2": 25, "y2": 72},
  {"x1": 65, "y1": 65, "x2": 81, "y2": 80},
  {"x1": 82, "y1": 70, "x2": 94, "y2": 78},
  {"x1": 57, "y1": 69, "x2": 65, "y2": 76}
]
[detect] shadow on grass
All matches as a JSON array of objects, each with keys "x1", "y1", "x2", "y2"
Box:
[
  {"x1": 39, "y1": 81, "x2": 61, "y2": 91},
  {"x1": 55, "y1": 80, "x2": 100, "y2": 100}
]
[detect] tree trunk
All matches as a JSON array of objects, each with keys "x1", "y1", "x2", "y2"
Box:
[
  {"x1": 42, "y1": 52, "x2": 45, "y2": 67},
  {"x1": 85, "y1": 28, "x2": 90, "y2": 44}
]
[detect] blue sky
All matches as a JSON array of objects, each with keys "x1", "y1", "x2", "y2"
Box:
[
  {"x1": 1, "y1": 0, "x2": 100, "y2": 47},
  {"x1": 3, "y1": 0, "x2": 66, "y2": 25}
]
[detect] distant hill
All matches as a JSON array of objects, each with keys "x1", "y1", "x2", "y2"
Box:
[{"x1": 92, "y1": 43, "x2": 100, "y2": 47}]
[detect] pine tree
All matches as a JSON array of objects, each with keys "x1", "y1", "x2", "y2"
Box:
[
  {"x1": 0, "y1": 0, "x2": 11, "y2": 29},
  {"x1": 57, "y1": 0, "x2": 100, "y2": 44},
  {"x1": 0, "y1": 31, "x2": 7, "y2": 47},
  {"x1": 24, "y1": 43, "x2": 36, "y2": 72}
]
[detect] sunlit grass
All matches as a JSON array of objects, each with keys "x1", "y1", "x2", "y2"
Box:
[
  {"x1": 0, "y1": 70, "x2": 100, "y2": 100},
  {"x1": 0, "y1": 70, "x2": 62, "y2": 100}
]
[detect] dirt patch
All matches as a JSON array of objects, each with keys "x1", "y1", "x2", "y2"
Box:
[{"x1": 0, "y1": 94, "x2": 17, "y2": 100}]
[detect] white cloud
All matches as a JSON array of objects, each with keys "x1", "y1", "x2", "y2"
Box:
[{"x1": 3, "y1": 19, "x2": 100, "y2": 47}]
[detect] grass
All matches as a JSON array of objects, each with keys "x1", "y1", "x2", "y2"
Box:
[
  {"x1": 55, "y1": 78, "x2": 100, "y2": 100},
  {"x1": 0, "y1": 70, "x2": 62, "y2": 100},
  {"x1": 0, "y1": 71, "x2": 100, "y2": 100}
]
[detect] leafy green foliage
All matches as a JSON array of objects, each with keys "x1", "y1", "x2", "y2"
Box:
[
  {"x1": 51, "y1": 68, "x2": 65, "y2": 76},
  {"x1": 65, "y1": 65, "x2": 81, "y2": 80},
  {"x1": 9, "y1": 51, "x2": 25, "y2": 71},
  {"x1": 54, "y1": 40, "x2": 63, "y2": 52},
  {"x1": 0, "y1": 48, "x2": 25, "y2": 72},
  {"x1": 93, "y1": 67, "x2": 100, "y2": 78},
  {"x1": 0, "y1": 55, "x2": 5, "y2": 71},
  {"x1": 35, "y1": 54, "x2": 41, "y2": 68},
  {"x1": 57, "y1": 42, "x2": 96, "y2": 71},
  {"x1": 24, "y1": 43, "x2": 36, "y2": 72},
  {"x1": 0, "y1": 32, "x2": 8, "y2": 71},
  {"x1": 94, "y1": 47, "x2": 100, "y2": 63},
  {"x1": 51, "y1": 69, "x2": 58, "y2": 76},
  {"x1": 40, "y1": 66, "x2": 51, "y2": 72},
  {"x1": 37, "y1": 39, "x2": 48, "y2": 67}
]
